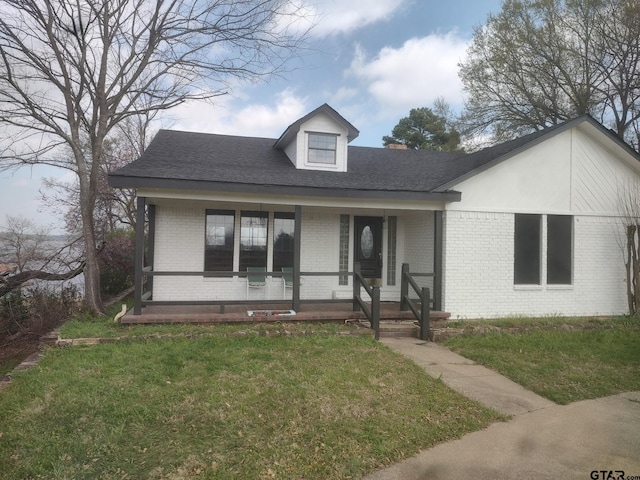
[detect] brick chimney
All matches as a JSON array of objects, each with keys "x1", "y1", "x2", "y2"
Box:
[{"x1": 385, "y1": 143, "x2": 408, "y2": 150}]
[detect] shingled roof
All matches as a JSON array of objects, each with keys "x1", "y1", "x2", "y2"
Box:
[{"x1": 109, "y1": 114, "x2": 626, "y2": 201}]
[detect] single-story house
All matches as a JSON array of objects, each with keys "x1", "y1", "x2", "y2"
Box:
[{"x1": 108, "y1": 103, "x2": 640, "y2": 318}]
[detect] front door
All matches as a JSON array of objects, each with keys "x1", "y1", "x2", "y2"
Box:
[{"x1": 354, "y1": 216, "x2": 383, "y2": 279}]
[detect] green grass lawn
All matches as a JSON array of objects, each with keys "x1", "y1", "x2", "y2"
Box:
[
  {"x1": 0, "y1": 334, "x2": 502, "y2": 480},
  {"x1": 445, "y1": 319, "x2": 640, "y2": 404}
]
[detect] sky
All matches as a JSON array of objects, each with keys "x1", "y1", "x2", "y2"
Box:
[{"x1": 0, "y1": 0, "x2": 504, "y2": 233}]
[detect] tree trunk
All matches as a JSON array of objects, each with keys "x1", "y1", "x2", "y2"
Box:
[
  {"x1": 626, "y1": 225, "x2": 634, "y2": 314},
  {"x1": 81, "y1": 203, "x2": 105, "y2": 315},
  {"x1": 625, "y1": 224, "x2": 640, "y2": 317},
  {"x1": 77, "y1": 153, "x2": 105, "y2": 315}
]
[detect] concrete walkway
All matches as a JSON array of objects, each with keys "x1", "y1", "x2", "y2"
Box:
[{"x1": 364, "y1": 337, "x2": 640, "y2": 480}]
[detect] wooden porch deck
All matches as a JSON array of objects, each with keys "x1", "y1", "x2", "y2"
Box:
[{"x1": 120, "y1": 302, "x2": 451, "y2": 325}]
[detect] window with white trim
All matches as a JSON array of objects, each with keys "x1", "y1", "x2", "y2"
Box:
[
  {"x1": 514, "y1": 214, "x2": 541, "y2": 284},
  {"x1": 514, "y1": 214, "x2": 573, "y2": 285},
  {"x1": 547, "y1": 215, "x2": 572, "y2": 285},
  {"x1": 308, "y1": 132, "x2": 337, "y2": 164}
]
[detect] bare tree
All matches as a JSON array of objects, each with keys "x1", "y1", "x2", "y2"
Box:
[
  {"x1": 42, "y1": 114, "x2": 153, "y2": 239},
  {"x1": 459, "y1": 0, "x2": 640, "y2": 149},
  {"x1": 0, "y1": 215, "x2": 49, "y2": 273},
  {"x1": 617, "y1": 182, "x2": 640, "y2": 316},
  {"x1": 0, "y1": 0, "x2": 310, "y2": 314},
  {"x1": 0, "y1": 215, "x2": 84, "y2": 298}
]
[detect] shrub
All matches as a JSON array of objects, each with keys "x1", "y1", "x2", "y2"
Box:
[
  {"x1": 99, "y1": 229, "x2": 135, "y2": 297},
  {"x1": 0, "y1": 284, "x2": 80, "y2": 343}
]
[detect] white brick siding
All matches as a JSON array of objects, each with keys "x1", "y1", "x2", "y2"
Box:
[
  {"x1": 443, "y1": 210, "x2": 628, "y2": 318},
  {"x1": 401, "y1": 212, "x2": 435, "y2": 292},
  {"x1": 299, "y1": 208, "x2": 341, "y2": 300},
  {"x1": 151, "y1": 205, "x2": 354, "y2": 301}
]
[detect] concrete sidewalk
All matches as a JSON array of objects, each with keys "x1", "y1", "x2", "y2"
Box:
[{"x1": 364, "y1": 337, "x2": 640, "y2": 480}]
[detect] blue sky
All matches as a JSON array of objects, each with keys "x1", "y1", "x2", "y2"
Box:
[{"x1": 0, "y1": 0, "x2": 504, "y2": 233}]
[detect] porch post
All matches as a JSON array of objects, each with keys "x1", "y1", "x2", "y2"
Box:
[
  {"x1": 433, "y1": 210, "x2": 443, "y2": 311},
  {"x1": 147, "y1": 204, "x2": 156, "y2": 296},
  {"x1": 293, "y1": 204, "x2": 302, "y2": 312},
  {"x1": 353, "y1": 262, "x2": 361, "y2": 312},
  {"x1": 400, "y1": 263, "x2": 409, "y2": 311},
  {"x1": 133, "y1": 196, "x2": 146, "y2": 315},
  {"x1": 420, "y1": 287, "x2": 431, "y2": 341}
]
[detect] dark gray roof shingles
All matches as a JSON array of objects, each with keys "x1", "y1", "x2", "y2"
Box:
[{"x1": 110, "y1": 115, "x2": 616, "y2": 195}]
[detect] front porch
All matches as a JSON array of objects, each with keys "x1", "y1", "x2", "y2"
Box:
[{"x1": 120, "y1": 301, "x2": 451, "y2": 325}]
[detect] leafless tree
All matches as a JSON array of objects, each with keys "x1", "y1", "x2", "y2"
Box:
[
  {"x1": 0, "y1": 215, "x2": 84, "y2": 298},
  {"x1": 617, "y1": 182, "x2": 640, "y2": 316},
  {"x1": 42, "y1": 114, "x2": 154, "y2": 239},
  {"x1": 0, "y1": 0, "x2": 311, "y2": 314},
  {"x1": 459, "y1": 0, "x2": 640, "y2": 150}
]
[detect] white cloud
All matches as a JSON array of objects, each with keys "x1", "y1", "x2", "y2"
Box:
[
  {"x1": 346, "y1": 33, "x2": 468, "y2": 115},
  {"x1": 329, "y1": 87, "x2": 359, "y2": 104},
  {"x1": 0, "y1": 166, "x2": 65, "y2": 233},
  {"x1": 168, "y1": 89, "x2": 309, "y2": 138},
  {"x1": 301, "y1": 0, "x2": 408, "y2": 37}
]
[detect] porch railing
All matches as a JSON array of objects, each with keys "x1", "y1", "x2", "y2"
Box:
[
  {"x1": 135, "y1": 263, "x2": 383, "y2": 337},
  {"x1": 400, "y1": 263, "x2": 432, "y2": 341},
  {"x1": 135, "y1": 263, "x2": 433, "y2": 342},
  {"x1": 352, "y1": 263, "x2": 380, "y2": 340}
]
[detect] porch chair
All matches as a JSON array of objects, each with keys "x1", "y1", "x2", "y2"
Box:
[
  {"x1": 281, "y1": 266, "x2": 293, "y2": 299},
  {"x1": 246, "y1": 266, "x2": 268, "y2": 300}
]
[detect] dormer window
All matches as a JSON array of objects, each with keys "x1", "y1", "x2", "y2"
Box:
[{"x1": 308, "y1": 132, "x2": 337, "y2": 165}]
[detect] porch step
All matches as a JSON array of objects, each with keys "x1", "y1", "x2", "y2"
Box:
[{"x1": 379, "y1": 321, "x2": 420, "y2": 338}]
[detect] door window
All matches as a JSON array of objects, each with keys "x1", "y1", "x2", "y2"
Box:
[{"x1": 360, "y1": 226, "x2": 374, "y2": 258}]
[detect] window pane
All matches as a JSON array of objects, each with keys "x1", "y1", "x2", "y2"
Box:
[
  {"x1": 547, "y1": 215, "x2": 572, "y2": 284},
  {"x1": 274, "y1": 214, "x2": 295, "y2": 271},
  {"x1": 309, "y1": 133, "x2": 336, "y2": 149},
  {"x1": 205, "y1": 211, "x2": 234, "y2": 271},
  {"x1": 240, "y1": 212, "x2": 267, "y2": 270},
  {"x1": 309, "y1": 148, "x2": 336, "y2": 164},
  {"x1": 514, "y1": 214, "x2": 541, "y2": 284}
]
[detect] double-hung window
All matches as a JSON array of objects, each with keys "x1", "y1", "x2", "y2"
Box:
[{"x1": 308, "y1": 133, "x2": 337, "y2": 165}]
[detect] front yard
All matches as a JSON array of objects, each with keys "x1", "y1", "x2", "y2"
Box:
[
  {"x1": 3, "y1": 311, "x2": 639, "y2": 479},
  {"x1": 0, "y1": 331, "x2": 500, "y2": 480},
  {"x1": 444, "y1": 317, "x2": 640, "y2": 404}
]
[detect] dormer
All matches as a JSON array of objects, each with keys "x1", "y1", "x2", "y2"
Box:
[{"x1": 273, "y1": 104, "x2": 359, "y2": 172}]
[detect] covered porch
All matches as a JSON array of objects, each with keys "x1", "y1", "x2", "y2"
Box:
[{"x1": 130, "y1": 195, "x2": 448, "y2": 339}]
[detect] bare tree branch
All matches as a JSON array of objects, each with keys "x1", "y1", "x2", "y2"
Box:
[
  {"x1": 460, "y1": 0, "x2": 640, "y2": 150},
  {"x1": 0, "y1": 0, "x2": 311, "y2": 313}
]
